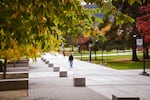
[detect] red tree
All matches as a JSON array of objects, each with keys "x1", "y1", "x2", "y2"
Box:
[{"x1": 137, "y1": 3, "x2": 150, "y2": 46}]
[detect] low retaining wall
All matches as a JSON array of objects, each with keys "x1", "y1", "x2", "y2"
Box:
[
  {"x1": 7, "y1": 60, "x2": 29, "y2": 67},
  {"x1": 0, "y1": 79, "x2": 28, "y2": 91},
  {"x1": 112, "y1": 95, "x2": 140, "y2": 100},
  {"x1": 0, "y1": 73, "x2": 28, "y2": 79},
  {"x1": 0, "y1": 89, "x2": 28, "y2": 99}
]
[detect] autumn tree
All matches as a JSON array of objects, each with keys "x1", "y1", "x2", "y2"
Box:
[
  {"x1": 84, "y1": 0, "x2": 150, "y2": 61},
  {"x1": 0, "y1": 0, "x2": 91, "y2": 78},
  {"x1": 137, "y1": 3, "x2": 150, "y2": 58}
]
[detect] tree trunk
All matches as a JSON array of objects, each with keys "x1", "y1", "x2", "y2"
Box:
[
  {"x1": 132, "y1": 35, "x2": 138, "y2": 61},
  {"x1": 71, "y1": 45, "x2": 74, "y2": 52},
  {"x1": 13, "y1": 61, "x2": 16, "y2": 67},
  {"x1": 94, "y1": 50, "x2": 97, "y2": 60},
  {"x1": 145, "y1": 47, "x2": 149, "y2": 58},
  {"x1": 132, "y1": 47, "x2": 138, "y2": 61},
  {"x1": 132, "y1": 24, "x2": 138, "y2": 61},
  {"x1": 3, "y1": 59, "x2": 7, "y2": 79}
]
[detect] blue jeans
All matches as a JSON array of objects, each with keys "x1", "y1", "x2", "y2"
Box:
[{"x1": 69, "y1": 60, "x2": 73, "y2": 68}]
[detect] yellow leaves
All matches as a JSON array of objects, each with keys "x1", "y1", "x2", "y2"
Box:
[
  {"x1": 83, "y1": 22, "x2": 112, "y2": 38},
  {"x1": 0, "y1": 29, "x2": 5, "y2": 36},
  {"x1": 97, "y1": 23, "x2": 112, "y2": 36},
  {"x1": 38, "y1": 25, "x2": 45, "y2": 34},
  {"x1": 11, "y1": 12, "x2": 19, "y2": 19},
  {"x1": 0, "y1": 46, "x2": 21, "y2": 61},
  {"x1": 44, "y1": 29, "x2": 63, "y2": 51},
  {"x1": 39, "y1": 15, "x2": 47, "y2": 23},
  {"x1": 112, "y1": 6, "x2": 116, "y2": 15},
  {"x1": 128, "y1": 0, "x2": 142, "y2": 5},
  {"x1": 0, "y1": 40, "x2": 24, "y2": 61},
  {"x1": 20, "y1": 5, "x2": 26, "y2": 12},
  {"x1": 84, "y1": 30, "x2": 91, "y2": 37}
]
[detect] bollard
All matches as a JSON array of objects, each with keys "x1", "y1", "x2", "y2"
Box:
[
  {"x1": 59, "y1": 71, "x2": 67, "y2": 77},
  {"x1": 45, "y1": 61, "x2": 49, "y2": 64},
  {"x1": 73, "y1": 78, "x2": 86, "y2": 87},
  {"x1": 48, "y1": 63, "x2": 53, "y2": 67},
  {"x1": 53, "y1": 67, "x2": 60, "y2": 72}
]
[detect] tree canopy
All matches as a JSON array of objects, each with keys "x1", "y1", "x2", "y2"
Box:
[
  {"x1": 137, "y1": 3, "x2": 150, "y2": 46},
  {"x1": 0, "y1": 0, "x2": 91, "y2": 61},
  {"x1": 0, "y1": 0, "x2": 149, "y2": 62}
]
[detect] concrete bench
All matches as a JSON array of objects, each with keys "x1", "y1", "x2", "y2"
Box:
[
  {"x1": 0, "y1": 72, "x2": 28, "y2": 79},
  {"x1": 112, "y1": 95, "x2": 140, "y2": 100},
  {"x1": 7, "y1": 60, "x2": 29, "y2": 67},
  {"x1": 17, "y1": 60, "x2": 29, "y2": 63},
  {"x1": 59, "y1": 71, "x2": 67, "y2": 77},
  {"x1": 0, "y1": 79, "x2": 28, "y2": 91},
  {"x1": 0, "y1": 89, "x2": 28, "y2": 99},
  {"x1": 73, "y1": 78, "x2": 86, "y2": 87},
  {"x1": 7, "y1": 63, "x2": 29, "y2": 67},
  {"x1": 53, "y1": 67, "x2": 60, "y2": 72}
]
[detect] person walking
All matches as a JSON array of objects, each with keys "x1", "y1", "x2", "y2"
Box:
[
  {"x1": 68, "y1": 53, "x2": 74, "y2": 68},
  {"x1": 62, "y1": 50, "x2": 65, "y2": 58}
]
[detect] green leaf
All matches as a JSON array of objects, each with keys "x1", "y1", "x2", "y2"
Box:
[
  {"x1": 116, "y1": 12, "x2": 135, "y2": 25},
  {"x1": 103, "y1": 3, "x2": 110, "y2": 14},
  {"x1": 11, "y1": 18, "x2": 23, "y2": 27},
  {"x1": 128, "y1": 0, "x2": 136, "y2": 5},
  {"x1": 31, "y1": 26, "x2": 38, "y2": 34},
  {"x1": 19, "y1": 0, "x2": 32, "y2": 6},
  {"x1": 95, "y1": 17, "x2": 104, "y2": 23}
]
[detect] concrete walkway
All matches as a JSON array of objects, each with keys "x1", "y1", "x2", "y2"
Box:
[
  {"x1": 2, "y1": 52, "x2": 150, "y2": 100},
  {"x1": 41, "y1": 53, "x2": 150, "y2": 100}
]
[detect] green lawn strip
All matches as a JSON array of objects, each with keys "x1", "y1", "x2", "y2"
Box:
[
  {"x1": 63, "y1": 47, "x2": 131, "y2": 56},
  {"x1": 106, "y1": 61, "x2": 150, "y2": 70},
  {"x1": 75, "y1": 54, "x2": 150, "y2": 70}
]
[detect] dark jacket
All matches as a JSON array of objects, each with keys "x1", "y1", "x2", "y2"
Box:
[{"x1": 69, "y1": 55, "x2": 73, "y2": 61}]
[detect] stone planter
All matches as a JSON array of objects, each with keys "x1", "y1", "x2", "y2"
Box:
[
  {"x1": 59, "y1": 71, "x2": 67, "y2": 77},
  {"x1": 49, "y1": 63, "x2": 53, "y2": 67},
  {"x1": 73, "y1": 78, "x2": 86, "y2": 87},
  {"x1": 45, "y1": 61, "x2": 49, "y2": 64},
  {"x1": 53, "y1": 67, "x2": 59, "y2": 72}
]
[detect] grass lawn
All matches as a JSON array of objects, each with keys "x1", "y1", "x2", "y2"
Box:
[
  {"x1": 75, "y1": 54, "x2": 150, "y2": 70},
  {"x1": 62, "y1": 47, "x2": 150, "y2": 70}
]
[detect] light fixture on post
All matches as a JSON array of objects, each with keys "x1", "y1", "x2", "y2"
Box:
[
  {"x1": 132, "y1": 34, "x2": 138, "y2": 61},
  {"x1": 89, "y1": 43, "x2": 92, "y2": 62},
  {"x1": 140, "y1": 35, "x2": 149, "y2": 76}
]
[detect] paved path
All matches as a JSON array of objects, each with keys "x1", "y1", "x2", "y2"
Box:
[
  {"x1": 1, "y1": 52, "x2": 150, "y2": 100},
  {"x1": 41, "y1": 53, "x2": 150, "y2": 100}
]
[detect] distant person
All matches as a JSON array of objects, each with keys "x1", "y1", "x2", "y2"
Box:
[
  {"x1": 68, "y1": 53, "x2": 74, "y2": 68},
  {"x1": 62, "y1": 50, "x2": 65, "y2": 57}
]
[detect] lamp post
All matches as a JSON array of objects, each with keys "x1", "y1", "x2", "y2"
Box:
[
  {"x1": 132, "y1": 34, "x2": 138, "y2": 61},
  {"x1": 95, "y1": 40, "x2": 99, "y2": 60},
  {"x1": 78, "y1": 43, "x2": 82, "y2": 60},
  {"x1": 101, "y1": 43, "x2": 104, "y2": 65},
  {"x1": 89, "y1": 43, "x2": 92, "y2": 62},
  {"x1": 140, "y1": 36, "x2": 149, "y2": 76}
]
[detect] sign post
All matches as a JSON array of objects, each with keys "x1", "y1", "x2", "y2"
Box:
[{"x1": 138, "y1": 37, "x2": 149, "y2": 76}]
